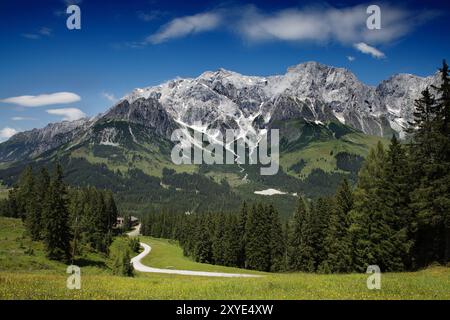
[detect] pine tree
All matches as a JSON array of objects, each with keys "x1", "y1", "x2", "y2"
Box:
[
  {"x1": 310, "y1": 197, "x2": 332, "y2": 271},
  {"x1": 245, "y1": 204, "x2": 271, "y2": 271},
  {"x1": 19, "y1": 166, "x2": 41, "y2": 241},
  {"x1": 380, "y1": 136, "x2": 414, "y2": 270},
  {"x1": 105, "y1": 190, "x2": 118, "y2": 231},
  {"x1": 237, "y1": 202, "x2": 248, "y2": 268},
  {"x1": 349, "y1": 143, "x2": 387, "y2": 271},
  {"x1": 42, "y1": 164, "x2": 71, "y2": 262},
  {"x1": 409, "y1": 62, "x2": 450, "y2": 266},
  {"x1": 268, "y1": 205, "x2": 285, "y2": 272},
  {"x1": 222, "y1": 214, "x2": 241, "y2": 267},
  {"x1": 17, "y1": 166, "x2": 36, "y2": 221},
  {"x1": 194, "y1": 216, "x2": 212, "y2": 263},
  {"x1": 212, "y1": 213, "x2": 225, "y2": 265},
  {"x1": 321, "y1": 178, "x2": 353, "y2": 273},
  {"x1": 288, "y1": 197, "x2": 308, "y2": 271}
]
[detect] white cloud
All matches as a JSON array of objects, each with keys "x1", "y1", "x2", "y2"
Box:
[
  {"x1": 0, "y1": 127, "x2": 18, "y2": 141},
  {"x1": 147, "y1": 12, "x2": 222, "y2": 44},
  {"x1": 46, "y1": 108, "x2": 86, "y2": 121},
  {"x1": 354, "y1": 42, "x2": 385, "y2": 59},
  {"x1": 347, "y1": 56, "x2": 356, "y2": 61},
  {"x1": 143, "y1": 4, "x2": 435, "y2": 50},
  {"x1": 1, "y1": 92, "x2": 81, "y2": 107},
  {"x1": 235, "y1": 4, "x2": 422, "y2": 45},
  {"x1": 11, "y1": 117, "x2": 36, "y2": 121},
  {"x1": 102, "y1": 92, "x2": 117, "y2": 103}
]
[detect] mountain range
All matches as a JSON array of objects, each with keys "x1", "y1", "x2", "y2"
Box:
[{"x1": 0, "y1": 61, "x2": 438, "y2": 216}]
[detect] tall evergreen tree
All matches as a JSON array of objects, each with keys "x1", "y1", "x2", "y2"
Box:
[
  {"x1": 268, "y1": 205, "x2": 285, "y2": 272},
  {"x1": 19, "y1": 166, "x2": 41, "y2": 241},
  {"x1": 212, "y1": 213, "x2": 225, "y2": 265},
  {"x1": 42, "y1": 164, "x2": 71, "y2": 262},
  {"x1": 321, "y1": 179, "x2": 353, "y2": 273},
  {"x1": 310, "y1": 197, "x2": 332, "y2": 271},
  {"x1": 380, "y1": 136, "x2": 414, "y2": 269},
  {"x1": 409, "y1": 62, "x2": 450, "y2": 266},
  {"x1": 350, "y1": 143, "x2": 388, "y2": 271},
  {"x1": 222, "y1": 214, "x2": 241, "y2": 267},
  {"x1": 245, "y1": 204, "x2": 271, "y2": 271},
  {"x1": 237, "y1": 202, "x2": 248, "y2": 268},
  {"x1": 288, "y1": 197, "x2": 308, "y2": 271}
]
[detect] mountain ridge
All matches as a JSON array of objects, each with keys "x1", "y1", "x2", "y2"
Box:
[{"x1": 0, "y1": 61, "x2": 437, "y2": 166}]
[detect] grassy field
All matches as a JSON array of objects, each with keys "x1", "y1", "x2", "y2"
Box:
[
  {"x1": 139, "y1": 236, "x2": 263, "y2": 275},
  {"x1": 0, "y1": 217, "x2": 449, "y2": 300},
  {"x1": 281, "y1": 132, "x2": 388, "y2": 178}
]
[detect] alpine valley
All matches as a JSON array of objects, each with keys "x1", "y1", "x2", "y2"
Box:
[{"x1": 0, "y1": 62, "x2": 439, "y2": 216}]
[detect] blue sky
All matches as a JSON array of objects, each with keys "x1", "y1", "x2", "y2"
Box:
[{"x1": 0, "y1": 0, "x2": 449, "y2": 141}]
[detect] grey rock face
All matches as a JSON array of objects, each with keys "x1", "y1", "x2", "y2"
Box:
[{"x1": 0, "y1": 62, "x2": 440, "y2": 162}]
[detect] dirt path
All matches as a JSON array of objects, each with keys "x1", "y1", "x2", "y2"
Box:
[{"x1": 131, "y1": 242, "x2": 261, "y2": 278}]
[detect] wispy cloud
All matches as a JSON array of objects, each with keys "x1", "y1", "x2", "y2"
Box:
[
  {"x1": 347, "y1": 56, "x2": 356, "y2": 61},
  {"x1": 234, "y1": 4, "x2": 432, "y2": 46},
  {"x1": 11, "y1": 117, "x2": 37, "y2": 121},
  {"x1": 46, "y1": 108, "x2": 86, "y2": 121},
  {"x1": 102, "y1": 92, "x2": 117, "y2": 103},
  {"x1": 39, "y1": 27, "x2": 52, "y2": 36},
  {"x1": 1, "y1": 92, "x2": 81, "y2": 107},
  {"x1": 140, "y1": 3, "x2": 436, "y2": 58},
  {"x1": 147, "y1": 12, "x2": 222, "y2": 44},
  {"x1": 137, "y1": 10, "x2": 166, "y2": 22},
  {"x1": 21, "y1": 27, "x2": 52, "y2": 40},
  {"x1": 64, "y1": 0, "x2": 82, "y2": 5},
  {"x1": 354, "y1": 42, "x2": 385, "y2": 59},
  {"x1": 0, "y1": 127, "x2": 18, "y2": 141}
]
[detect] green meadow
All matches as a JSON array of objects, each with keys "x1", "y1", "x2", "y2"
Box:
[{"x1": 0, "y1": 217, "x2": 449, "y2": 300}]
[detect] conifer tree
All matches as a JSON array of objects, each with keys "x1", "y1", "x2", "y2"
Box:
[
  {"x1": 222, "y1": 214, "x2": 241, "y2": 267},
  {"x1": 194, "y1": 216, "x2": 213, "y2": 263},
  {"x1": 288, "y1": 197, "x2": 308, "y2": 271},
  {"x1": 310, "y1": 197, "x2": 332, "y2": 271},
  {"x1": 268, "y1": 205, "x2": 285, "y2": 272},
  {"x1": 212, "y1": 213, "x2": 225, "y2": 265},
  {"x1": 42, "y1": 164, "x2": 71, "y2": 262},
  {"x1": 409, "y1": 62, "x2": 450, "y2": 265},
  {"x1": 237, "y1": 202, "x2": 248, "y2": 268},
  {"x1": 321, "y1": 179, "x2": 353, "y2": 273},
  {"x1": 245, "y1": 204, "x2": 271, "y2": 271},
  {"x1": 19, "y1": 166, "x2": 41, "y2": 241},
  {"x1": 349, "y1": 143, "x2": 387, "y2": 271}
]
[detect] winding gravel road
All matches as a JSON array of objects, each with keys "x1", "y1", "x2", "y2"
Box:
[{"x1": 130, "y1": 242, "x2": 261, "y2": 278}]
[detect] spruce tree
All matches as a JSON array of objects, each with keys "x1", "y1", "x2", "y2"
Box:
[
  {"x1": 288, "y1": 197, "x2": 308, "y2": 271},
  {"x1": 42, "y1": 164, "x2": 71, "y2": 262},
  {"x1": 237, "y1": 202, "x2": 248, "y2": 268},
  {"x1": 212, "y1": 213, "x2": 225, "y2": 265},
  {"x1": 19, "y1": 166, "x2": 41, "y2": 241},
  {"x1": 321, "y1": 179, "x2": 353, "y2": 273},
  {"x1": 380, "y1": 136, "x2": 414, "y2": 270},
  {"x1": 268, "y1": 205, "x2": 285, "y2": 272},
  {"x1": 310, "y1": 197, "x2": 332, "y2": 271},
  {"x1": 245, "y1": 204, "x2": 271, "y2": 271},
  {"x1": 349, "y1": 143, "x2": 387, "y2": 271},
  {"x1": 409, "y1": 62, "x2": 450, "y2": 265},
  {"x1": 222, "y1": 214, "x2": 241, "y2": 267}
]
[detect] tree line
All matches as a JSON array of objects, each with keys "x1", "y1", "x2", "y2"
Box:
[
  {"x1": 0, "y1": 163, "x2": 119, "y2": 262},
  {"x1": 141, "y1": 60, "x2": 449, "y2": 273}
]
